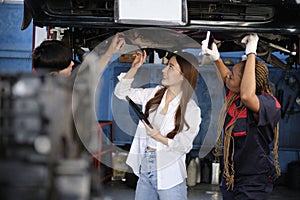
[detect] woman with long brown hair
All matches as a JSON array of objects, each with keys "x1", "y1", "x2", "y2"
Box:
[
  {"x1": 202, "y1": 33, "x2": 281, "y2": 199},
  {"x1": 114, "y1": 50, "x2": 201, "y2": 200}
]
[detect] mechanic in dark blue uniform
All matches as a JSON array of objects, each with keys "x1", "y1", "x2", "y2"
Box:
[{"x1": 201, "y1": 33, "x2": 281, "y2": 199}]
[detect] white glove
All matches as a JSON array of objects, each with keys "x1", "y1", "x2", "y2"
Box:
[
  {"x1": 200, "y1": 40, "x2": 220, "y2": 61},
  {"x1": 241, "y1": 33, "x2": 259, "y2": 55}
]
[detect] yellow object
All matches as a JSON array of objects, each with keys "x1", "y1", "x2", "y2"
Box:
[{"x1": 119, "y1": 54, "x2": 135, "y2": 62}]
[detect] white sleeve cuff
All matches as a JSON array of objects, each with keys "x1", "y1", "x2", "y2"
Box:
[
  {"x1": 117, "y1": 72, "x2": 127, "y2": 81},
  {"x1": 167, "y1": 138, "x2": 173, "y2": 147}
]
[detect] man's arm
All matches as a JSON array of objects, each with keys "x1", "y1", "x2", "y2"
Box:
[{"x1": 97, "y1": 33, "x2": 125, "y2": 74}]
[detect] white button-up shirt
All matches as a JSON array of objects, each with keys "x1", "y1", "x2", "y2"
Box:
[{"x1": 114, "y1": 76, "x2": 201, "y2": 190}]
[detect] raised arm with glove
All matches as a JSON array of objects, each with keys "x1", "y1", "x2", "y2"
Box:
[
  {"x1": 241, "y1": 33, "x2": 259, "y2": 56},
  {"x1": 201, "y1": 40, "x2": 220, "y2": 61},
  {"x1": 240, "y1": 33, "x2": 260, "y2": 112},
  {"x1": 200, "y1": 35, "x2": 230, "y2": 82}
]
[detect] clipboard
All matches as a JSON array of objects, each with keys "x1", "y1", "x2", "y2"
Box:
[{"x1": 126, "y1": 96, "x2": 153, "y2": 128}]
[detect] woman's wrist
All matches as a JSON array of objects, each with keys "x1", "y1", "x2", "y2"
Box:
[
  {"x1": 151, "y1": 131, "x2": 160, "y2": 138},
  {"x1": 246, "y1": 53, "x2": 256, "y2": 63},
  {"x1": 129, "y1": 66, "x2": 139, "y2": 74},
  {"x1": 247, "y1": 52, "x2": 256, "y2": 57},
  {"x1": 152, "y1": 132, "x2": 169, "y2": 146},
  {"x1": 151, "y1": 131, "x2": 161, "y2": 141},
  {"x1": 124, "y1": 67, "x2": 138, "y2": 79},
  {"x1": 213, "y1": 57, "x2": 221, "y2": 63}
]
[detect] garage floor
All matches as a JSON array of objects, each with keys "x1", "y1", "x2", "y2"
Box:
[{"x1": 97, "y1": 179, "x2": 300, "y2": 200}]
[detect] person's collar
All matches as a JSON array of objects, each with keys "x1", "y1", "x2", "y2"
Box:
[{"x1": 161, "y1": 89, "x2": 182, "y2": 106}]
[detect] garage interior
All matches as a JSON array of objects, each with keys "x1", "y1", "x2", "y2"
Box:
[{"x1": 1, "y1": 1, "x2": 300, "y2": 200}]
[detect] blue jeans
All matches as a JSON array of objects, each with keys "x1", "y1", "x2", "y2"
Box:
[{"x1": 135, "y1": 149, "x2": 187, "y2": 200}]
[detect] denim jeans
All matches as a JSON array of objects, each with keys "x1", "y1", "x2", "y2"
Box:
[{"x1": 135, "y1": 149, "x2": 187, "y2": 200}]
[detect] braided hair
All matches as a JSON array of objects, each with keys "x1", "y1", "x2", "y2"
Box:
[{"x1": 214, "y1": 60, "x2": 280, "y2": 190}]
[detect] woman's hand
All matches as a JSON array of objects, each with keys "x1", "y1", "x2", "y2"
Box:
[
  {"x1": 122, "y1": 50, "x2": 147, "y2": 79},
  {"x1": 142, "y1": 120, "x2": 160, "y2": 137},
  {"x1": 200, "y1": 42, "x2": 220, "y2": 62},
  {"x1": 142, "y1": 120, "x2": 169, "y2": 146},
  {"x1": 131, "y1": 50, "x2": 147, "y2": 70},
  {"x1": 241, "y1": 33, "x2": 259, "y2": 56}
]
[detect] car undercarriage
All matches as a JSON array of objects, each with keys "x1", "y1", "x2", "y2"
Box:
[{"x1": 22, "y1": 0, "x2": 300, "y2": 70}]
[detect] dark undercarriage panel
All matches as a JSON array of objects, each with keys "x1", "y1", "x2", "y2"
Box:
[{"x1": 23, "y1": 0, "x2": 300, "y2": 69}]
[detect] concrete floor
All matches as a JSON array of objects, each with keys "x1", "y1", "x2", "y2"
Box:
[{"x1": 99, "y1": 179, "x2": 300, "y2": 200}]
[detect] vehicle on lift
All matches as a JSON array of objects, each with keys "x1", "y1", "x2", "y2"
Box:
[
  {"x1": 3, "y1": 0, "x2": 299, "y2": 197},
  {"x1": 22, "y1": 0, "x2": 300, "y2": 70},
  {"x1": 22, "y1": 0, "x2": 300, "y2": 159}
]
